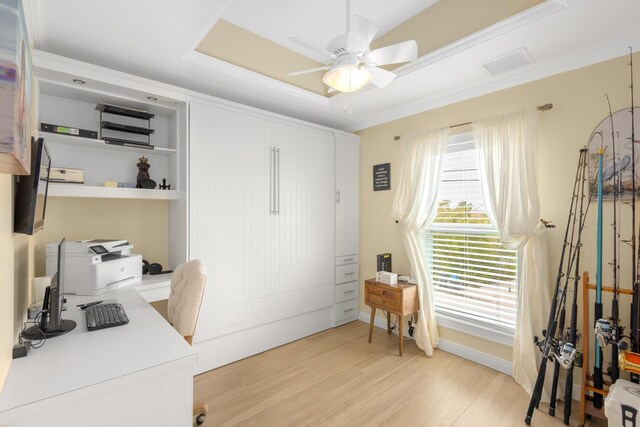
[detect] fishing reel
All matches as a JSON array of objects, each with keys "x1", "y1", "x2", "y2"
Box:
[
  {"x1": 595, "y1": 318, "x2": 617, "y2": 348},
  {"x1": 550, "y1": 341, "x2": 582, "y2": 369}
]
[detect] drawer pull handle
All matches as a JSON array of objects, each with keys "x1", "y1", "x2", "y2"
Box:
[
  {"x1": 344, "y1": 308, "x2": 354, "y2": 313},
  {"x1": 344, "y1": 290, "x2": 355, "y2": 294},
  {"x1": 345, "y1": 272, "x2": 355, "y2": 276},
  {"x1": 344, "y1": 258, "x2": 354, "y2": 262}
]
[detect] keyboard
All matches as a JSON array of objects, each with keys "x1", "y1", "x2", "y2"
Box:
[{"x1": 86, "y1": 303, "x2": 129, "y2": 331}]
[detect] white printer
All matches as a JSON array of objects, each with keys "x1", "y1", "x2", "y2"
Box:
[{"x1": 46, "y1": 239, "x2": 142, "y2": 296}]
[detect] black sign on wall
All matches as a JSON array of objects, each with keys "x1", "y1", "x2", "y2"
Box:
[{"x1": 373, "y1": 163, "x2": 391, "y2": 191}]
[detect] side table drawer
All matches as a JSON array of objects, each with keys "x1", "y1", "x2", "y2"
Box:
[
  {"x1": 365, "y1": 283, "x2": 401, "y2": 311},
  {"x1": 335, "y1": 299, "x2": 358, "y2": 323},
  {"x1": 336, "y1": 263, "x2": 358, "y2": 284},
  {"x1": 335, "y1": 281, "x2": 358, "y2": 303}
]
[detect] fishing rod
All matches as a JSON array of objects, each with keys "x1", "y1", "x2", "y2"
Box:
[
  {"x1": 549, "y1": 163, "x2": 584, "y2": 417},
  {"x1": 593, "y1": 144, "x2": 604, "y2": 408},
  {"x1": 562, "y1": 148, "x2": 589, "y2": 425},
  {"x1": 525, "y1": 149, "x2": 589, "y2": 425},
  {"x1": 630, "y1": 46, "x2": 639, "y2": 383},
  {"x1": 608, "y1": 94, "x2": 621, "y2": 383}
]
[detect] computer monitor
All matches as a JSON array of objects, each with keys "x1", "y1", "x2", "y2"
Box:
[{"x1": 22, "y1": 238, "x2": 77, "y2": 340}]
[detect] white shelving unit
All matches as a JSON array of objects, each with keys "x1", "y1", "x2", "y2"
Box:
[{"x1": 37, "y1": 77, "x2": 184, "y2": 200}]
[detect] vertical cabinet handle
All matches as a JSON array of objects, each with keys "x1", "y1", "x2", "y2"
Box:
[
  {"x1": 276, "y1": 147, "x2": 280, "y2": 215},
  {"x1": 336, "y1": 190, "x2": 341, "y2": 204},
  {"x1": 270, "y1": 147, "x2": 275, "y2": 215}
]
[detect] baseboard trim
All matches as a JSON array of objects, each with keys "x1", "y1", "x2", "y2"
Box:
[
  {"x1": 438, "y1": 338, "x2": 512, "y2": 376},
  {"x1": 357, "y1": 310, "x2": 585, "y2": 401},
  {"x1": 358, "y1": 310, "x2": 511, "y2": 375}
]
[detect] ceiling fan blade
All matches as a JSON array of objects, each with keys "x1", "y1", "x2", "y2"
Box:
[
  {"x1": 364, "y1": 40, "x2": 418, "y2": 66},
  {"x1": 346, "y1": 15, "x2": 379, "y2": 54},
  {"x1": 288, "y1": 65, "x2": 332, "y2": 76},
  {"x1": 366, "y1": 66, "x2": 397, "y2": 88},
  {"x1": 289, "y1": 37, "x2": 335, "y2": 64}
]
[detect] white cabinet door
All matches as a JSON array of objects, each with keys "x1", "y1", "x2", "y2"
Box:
[
  {"x1": 335, "y1": 134, "x2": 359, "y2": 257},
  {"x1": 189, "y1": 101, "x2": 273, "y2": 323},
  {"x1": 274, "y1": 124, "x2": 335, "y2": 291},
  {"x1": 189, "y1": 100, "x2": 335, "y2": 342}
]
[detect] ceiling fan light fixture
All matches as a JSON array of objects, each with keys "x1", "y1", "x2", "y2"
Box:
[{"x1": 322, "y1": 64, "x2": 372, "y2": 93}]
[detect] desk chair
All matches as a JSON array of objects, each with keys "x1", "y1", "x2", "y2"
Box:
[{"x1": 167, "y1": 259, "x2": 208, "y2": 426}]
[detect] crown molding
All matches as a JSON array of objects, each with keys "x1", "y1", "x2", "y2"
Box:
[
  {"x1": 330, "y1": 0, "x2": 568, "y2": 106},
  {"x1": 182, "y1": 50, "x2": 330, "y2": 106},
  {"x1": 347, "y1": 42, "x2": 639, "y2": 132}
]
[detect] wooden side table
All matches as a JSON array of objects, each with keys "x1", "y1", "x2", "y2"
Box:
[{"x1": 364, "y1": 279, "x2": 419, "y2": 356}]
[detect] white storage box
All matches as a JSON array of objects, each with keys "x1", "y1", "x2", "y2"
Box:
[
  {"x1": 376, "y1": 271, "x2": 397, "y2": 285},
  {"x1": 605, "y1": 379, "x2": 640, "y2": 427}
]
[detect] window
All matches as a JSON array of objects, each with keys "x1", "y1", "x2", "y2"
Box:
[{"x1": 421, "y1": 137, "x2": 518, "y2": 338}]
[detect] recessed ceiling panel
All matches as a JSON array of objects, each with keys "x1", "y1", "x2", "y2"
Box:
[
  {"x1": 372, "y1": 0, "x2": 544, "y2": 57},
  {"x1": 196, "y1": 20, "x2": 329, "y2": 95}
]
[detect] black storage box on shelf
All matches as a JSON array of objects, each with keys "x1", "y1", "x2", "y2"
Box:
[
  {"x1": 96, "y1": 103, "x2": 155, "y2": 149},
  {"x1": 40, "y1": 123, "x2": 98, "y2": 139}
]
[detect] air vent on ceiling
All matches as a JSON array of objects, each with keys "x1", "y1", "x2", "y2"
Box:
[{"x1": 482, "y1": 48, "x2": 535, "y2": 75}]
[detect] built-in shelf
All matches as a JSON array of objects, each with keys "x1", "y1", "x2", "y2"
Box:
[
  {"x1": 47, "y1": 183, "x2": 178, "y2": 200},
  {"x1": 42, "y1": 132, "x2": 176, "y2": 156}
]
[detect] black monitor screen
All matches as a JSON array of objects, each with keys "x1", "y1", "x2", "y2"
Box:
[
  {"x1": 21, "y1": 237, "x2": 76, "y2": 340},
  {"x1": 49, "y1": 238, "x2": 65, "y2": 328},
  {"x1": 14, "y1": 137, "x2": 51, "y2": 235}
]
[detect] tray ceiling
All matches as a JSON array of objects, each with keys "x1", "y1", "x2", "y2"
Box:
[{"x1": 196, "y1": 0, "x2": 543, "y2": 96}]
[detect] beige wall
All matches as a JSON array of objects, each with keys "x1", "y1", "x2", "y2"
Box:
[
  {"x1": 0, "y1": 190, "x2": 169, "y2": 392},
  {"x1": 34, "y1": 198, "x2": 170, "y2": 276},
  {"x1": 358, "y1": 52, "x2": 639, "y2": 362},
  {"x1": 0, "y1": 176, "x2": 15, "y2": 392}
]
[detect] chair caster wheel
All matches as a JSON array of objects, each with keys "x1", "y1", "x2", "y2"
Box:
[{"x1": 195, "y1": 413, "x2": 206, "y2": 425}]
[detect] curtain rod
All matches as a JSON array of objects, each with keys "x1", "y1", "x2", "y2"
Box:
[{"x1": 393, "y1": 103, "x2": 553, "y2": 141}]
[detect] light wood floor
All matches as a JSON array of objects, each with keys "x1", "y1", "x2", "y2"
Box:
[{"x1": 194, "y1": 321, "x2": 605, "y2": 426}]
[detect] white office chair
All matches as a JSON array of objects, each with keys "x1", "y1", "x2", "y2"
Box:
[{"x1": 167, "y1": 259, "x2": 208, "y2": 426}]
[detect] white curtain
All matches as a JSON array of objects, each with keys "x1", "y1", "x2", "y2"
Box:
[
  {"x1": 473, "y1": 109, "x2": 550, "y2": 399},
  {"x1": 391, "y1": 127, "x2": 449, "y2": 356}
]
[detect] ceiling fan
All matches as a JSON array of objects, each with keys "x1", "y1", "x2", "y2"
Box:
[{"x1": 288, "y1": 3, "x2": 418, "y2": 93}]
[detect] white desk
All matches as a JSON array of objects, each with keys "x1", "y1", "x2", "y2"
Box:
[
  {"x1": 0, "y1": 280, "x2": 196, "y2": 427},
  {"x1": 135, "y1": 273, "x2": 172, "y2": 302}
]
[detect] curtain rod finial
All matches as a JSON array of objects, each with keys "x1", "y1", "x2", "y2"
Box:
[
  {"x1": 537, "y1": 103, "x2": 553, "y2": 111},
  {"x1": 394, "y1": 136, "x2": 401, "y2": 141}
]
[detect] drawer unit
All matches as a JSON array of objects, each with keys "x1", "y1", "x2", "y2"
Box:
[
  {"x1": 365, "y1": 282, "x2": 401, "y2": 311},
  {"x1": 334, "y1": 299, "x2": 358, "y2": 323},
  {"x1": 336, "y1": 255, "x2": 358, "y2": 266},
  {"x1": 335, "y1": 281, "x2": 358, "y2": 303},
  {"x1": 335, "y1": 263, "x2": 358, "y2": 284}
]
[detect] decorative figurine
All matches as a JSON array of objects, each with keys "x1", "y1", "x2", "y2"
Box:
[
  {"x1": 136, "y1": 156, "x2": 156, "y2": 189},
  {"x1": 136, "y1": 156, "x2": 150, "y2": 188},
  {"x1": 159, "y1": 178, "x2": 171, "y2": 190}
]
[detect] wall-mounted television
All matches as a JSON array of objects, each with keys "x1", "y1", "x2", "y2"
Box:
[{"x1": 14, "y1": 137, "x2": 51, "y2": 235}]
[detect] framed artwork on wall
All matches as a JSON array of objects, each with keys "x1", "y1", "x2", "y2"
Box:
[{"x1": 0, "y1": 0, "x2": 33, "y2": 175}]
